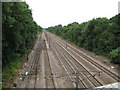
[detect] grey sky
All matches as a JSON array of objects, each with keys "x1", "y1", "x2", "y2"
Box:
[{"x1": 24, "y1": 0, "x2": 119, "y2": 28}]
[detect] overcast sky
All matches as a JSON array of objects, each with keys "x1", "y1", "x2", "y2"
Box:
[{"x1": 24, "y1": 0, "x2": 119, "y2": 28}]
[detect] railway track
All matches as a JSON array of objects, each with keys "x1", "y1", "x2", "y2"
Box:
[
  {"x1": 16, "y1": 31, "x2": 119, "y2": 88},
  {"x1": 51, "y1": 39, "x2": 77, "y2": 88},
  {"x1": 47, "y1": 32, "x2": 103, "y2": 88},
  {"x1": 47, "y1": 31, "x2": 119, "y2": 82},
  {"x1": 24, "y1": 37, "x2": 42, "y2": 89},
  {"x1": 43, "y1": 36, "x2": 55, "y2": 88},
  {"x1": 54, "y1": 34, "x2": 120, "y2": 82},
  {"x1": 17, "y1": 32, "x2": 55, "y2": 88},
  {"x1": 56, "y1": 42, "x2": 103, "y2": 87},
  {"x1": 45, "y1": 31, "x2": 119, "y2": 87},
  {"x1": 51, "y1": 40, "x2": 87, "y2": 88}
]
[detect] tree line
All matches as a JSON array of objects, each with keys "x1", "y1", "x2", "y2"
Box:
[
  {"x1": 2, "y1": 2, "x2": 42, "y2": 68},
  {"x1": 47, "y1": 14, "x2": 120, "y2": 64}
]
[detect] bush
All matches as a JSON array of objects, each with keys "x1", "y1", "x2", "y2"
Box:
[{"x1": 109, "y1": 47, "x2": 120, "y2": 64}]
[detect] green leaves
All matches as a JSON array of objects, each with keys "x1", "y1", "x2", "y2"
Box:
[
  {"x1": 2, "y1": 3, "x2": 42, "y2": 87},
  {"x1": 47, "y1": 14, "x2": 120, "y2": 64},
  {"x1": 2, "y1": 2, "x2": 42, "y2": 68},
  {"x1": 109, "y1": 47, "x2": 120, "y2": 64}
]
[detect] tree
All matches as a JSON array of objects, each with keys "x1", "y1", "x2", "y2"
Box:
[
  {"x1": 2, "y1": 2, "x2": 42, "y2": 68},
  {"x1": 47, "y1": 14, "x2": 120, "y2": 64},
  {"x1": 109, "y1": 47, "x2": 120, "y2": 64}
]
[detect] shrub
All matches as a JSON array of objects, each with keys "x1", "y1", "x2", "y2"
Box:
[{"x1": 109, "y1": 47, "x2": 120, "y2": 64}]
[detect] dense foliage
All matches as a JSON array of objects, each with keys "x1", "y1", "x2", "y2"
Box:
[
  {"x1": 47, "y1": 14, "x2": 120, "y2": 64},
  {"x1": 2, "y1": 2, "x2": 42, "y2": 68}
]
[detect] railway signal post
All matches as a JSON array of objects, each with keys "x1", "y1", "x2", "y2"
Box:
[
  {"x1": 65, "y1": 37, "x2": 67, "y2": 48},
  {"x1": 75, "y1": 70, "x2": 79, "y2": 90}
]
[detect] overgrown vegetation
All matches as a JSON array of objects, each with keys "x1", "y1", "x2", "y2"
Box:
[
  {"x1": 47, "y1": 14, "x2": 120, "y2": 64},
  {"x1": 2, "y1": 2, "x2": 42, "y2": 87}
]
